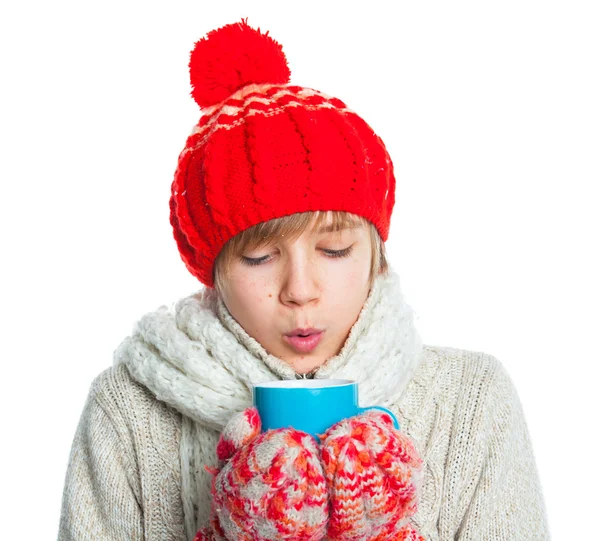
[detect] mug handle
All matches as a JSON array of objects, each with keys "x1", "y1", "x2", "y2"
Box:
[{"x1": 358, "y1": 406, "x2": 400, "y2": 430}]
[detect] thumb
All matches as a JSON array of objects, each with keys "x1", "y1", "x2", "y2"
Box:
[{"x1": 216, "y1": 407, "x2": 261, "y2": 462}]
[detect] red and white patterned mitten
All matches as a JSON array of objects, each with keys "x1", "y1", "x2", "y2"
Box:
[
  {"x1": 195, "y1": 407, "x2": 262, "y2": 541},
  {"x1": 319, "y1": 410, "x2": 425, "y2": 541},
  {"x1": 195, "y1": 407, "x2": 329, "y2": 541}
]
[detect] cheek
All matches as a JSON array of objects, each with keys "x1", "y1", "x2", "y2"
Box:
[
  {"x1": 323, "y1": 252, "x2": 371, "y2": 302},
  {"x1": 333, "y1": 248, "x2": 371, "y2": 285},
  {"x1": 337, "y1": 270, "x2": 367, "y2": 294},
  {"x1": 229, "y1": 278, "x2": 276, "y2": 314},
  {"x1": 323, "y1": 269, "x2": 363, "y2": 302}
]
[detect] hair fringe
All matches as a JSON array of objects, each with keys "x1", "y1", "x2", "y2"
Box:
[{"x1": 213, "y1": 211, "x2": 388, "y2": 294}]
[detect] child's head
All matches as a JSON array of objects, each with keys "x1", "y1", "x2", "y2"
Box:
[
  {"x1": 212, "y1": 209, "x2": 388, "y2": 372},
  {"x1": 168, "y1": 19, "x2": 397, "y2": 368}
]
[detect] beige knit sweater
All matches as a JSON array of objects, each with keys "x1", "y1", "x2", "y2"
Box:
[{"x1": 57, "y1": 270, "x2": 551, "y2": 540}]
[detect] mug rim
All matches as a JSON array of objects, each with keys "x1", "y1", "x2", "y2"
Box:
[{"x1": 253, "y1": 378, "x2": 355, "y2": 389}]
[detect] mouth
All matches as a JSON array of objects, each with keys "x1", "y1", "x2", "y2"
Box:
[
  {"x1": 284, "y1": 328, "x2": 323, "y2": 337},
  {"x1": 283, "y1": 328, "x2": 324, "y2": 353}
]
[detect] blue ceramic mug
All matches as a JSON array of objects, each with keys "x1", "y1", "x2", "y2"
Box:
[{"x1": 252, "y1": 379, "x2": 399, "y2": 440}]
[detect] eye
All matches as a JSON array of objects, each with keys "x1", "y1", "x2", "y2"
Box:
[
  {"x1": 241, "y1": 255, "x2": 270, "y2": 267},
  {"x1": 240, "y1": 245, "x2": 354, "y2": 267},
  {"x1": 322, "y1": 245, "x2": 354, "y2": 258}
]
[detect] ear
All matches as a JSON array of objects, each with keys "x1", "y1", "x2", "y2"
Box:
[{"x1": 216, "y1": 407, "x2": 261, "y2": 462}]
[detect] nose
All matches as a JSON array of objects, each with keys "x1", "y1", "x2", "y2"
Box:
[{"x1": 279, "y1": 253, "x2": 320, "y2": 307}]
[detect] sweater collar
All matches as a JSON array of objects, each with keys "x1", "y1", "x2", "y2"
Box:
[{"x1": 113, "y1": 267, "x2": 424, "y2": 431}]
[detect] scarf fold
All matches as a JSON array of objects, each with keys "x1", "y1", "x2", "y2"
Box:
[
  {"x1": 112, "y1": 267, "x2": 424, "y2": 537},
  {"x1": 113, "y1": 267, "x2": 424, "y2": 431}
]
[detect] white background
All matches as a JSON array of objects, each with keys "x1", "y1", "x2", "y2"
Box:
[{"x1": 1, "y1": 1, "x2": 598, "y2": 538}]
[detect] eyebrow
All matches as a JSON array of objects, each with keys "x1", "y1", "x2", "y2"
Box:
[{"x1": 317, "y1": 223, "x2": 361, "y2": 234}]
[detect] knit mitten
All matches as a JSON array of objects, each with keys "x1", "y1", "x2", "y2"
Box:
[
  {"x1": 195, "y1": 407, "x2": 329, "y2": 541},
  {"x1": 319, "y1": 410, "x2": 425, "y2": 541}
]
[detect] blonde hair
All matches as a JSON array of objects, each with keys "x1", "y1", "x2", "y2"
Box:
[{"x1": 213, "y1": 211, "x2": 389, "y2": 295}]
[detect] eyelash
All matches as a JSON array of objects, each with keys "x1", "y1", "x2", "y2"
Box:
[{"x1": 241, "y1": 246, "x2": 354, "y2": 267}]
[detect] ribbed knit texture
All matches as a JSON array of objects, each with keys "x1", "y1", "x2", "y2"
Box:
[
  {"x1": 207, "y1": 409, "x2": 329, "y2": 541},
  {"x1": 170, "y1": 81, "x2": 395, "y2": 287},
  {"x1": 319, "y1": 411, "x2": 424, "y2": 541},
  {"x1": 57, "y1": 268, "x2": 551, "y2": 540},
  {"x1": 201, "y1": 407, "x2": 424, "y2": 540},
  {"x1": 169, "y1": 19, "x2": 396, "y2": 287}
]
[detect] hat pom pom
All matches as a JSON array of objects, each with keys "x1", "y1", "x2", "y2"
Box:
[{"x1": 189, "y1": 17, "x2": 291, "y2": 109}]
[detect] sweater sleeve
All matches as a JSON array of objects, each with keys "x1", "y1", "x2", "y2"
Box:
[
  {"x1": 455, "y1": 357, "x2": 551, "y2": 540},
  {"x1": 57, "y1": 380, "x2": 144, "y2": 541}
]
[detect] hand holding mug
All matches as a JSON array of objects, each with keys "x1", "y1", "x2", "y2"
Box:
[
  {"x1": 195, "y1": 407, "x2": 329, "y2": 541},
  {"x1": 198, "y1": 379, "x2": 424, "y2": 541},
  {"x1": 252, "y1": 378, "x2": 425, "y2": 541},
  {"x1": 319, "y1": 409, "x2": 425, "y2": 541}
]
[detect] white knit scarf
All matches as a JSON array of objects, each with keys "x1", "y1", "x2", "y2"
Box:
[{"x1": 113, "y1": 267, "x2": 424, "y2": 537}]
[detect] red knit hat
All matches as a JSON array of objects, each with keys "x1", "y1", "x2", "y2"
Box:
[{"x1": 170, "y1": 18, "x2": 396, "y2": 287}]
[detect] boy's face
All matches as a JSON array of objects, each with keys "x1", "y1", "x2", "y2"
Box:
[{"x1": 218, "y1": 217, "x2": 373, "y2": 375}]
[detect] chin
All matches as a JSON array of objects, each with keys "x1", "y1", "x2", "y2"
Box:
[{"x1": 289, "y1": 358, "x2": 325, "y2": 374}]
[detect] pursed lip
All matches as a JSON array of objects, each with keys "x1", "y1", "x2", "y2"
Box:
[
  {"x1": 284, "y1": 327, "x2": 323, "y2": 337},
  {"x1": 283, "y1": 330, "x2": 324, "y2": 353}
]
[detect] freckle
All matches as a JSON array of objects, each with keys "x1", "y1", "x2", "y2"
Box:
[{"x1": 268, "y1": 293, "x2": 272, "y2": 298}]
